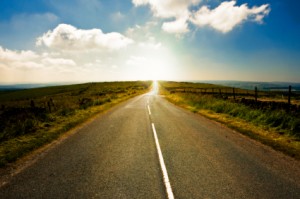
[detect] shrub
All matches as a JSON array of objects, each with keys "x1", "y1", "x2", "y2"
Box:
[
  {"x1": 94, "y1": 98, "x2": 111, "y2": 106},
  {"x1": 59, "y1": 108, "x2": 75, "y2": 116},
  {"x1": 0, "y1": 118, "x2": 38, "y2": 141},
  {"x1": 79, "y1": 98, "x2": 93, "y2": 109}
]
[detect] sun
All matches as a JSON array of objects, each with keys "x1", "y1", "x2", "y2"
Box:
[{"x1": 127, "y1": 46, "x2": 178, "y2": 81}]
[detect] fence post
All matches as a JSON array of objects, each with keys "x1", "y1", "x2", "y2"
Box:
[
  {"x1": 233, "y1": 88, "x2": 235, "y2": 100},
  {"x1": 288, "y1": 85, "x2": 291, "y2": 106},
  {"x1": 30, "y1": 100, "x2": 35, "y2": 108},
  {"x1": 47, "y1": 101, "x2": 51, "y2": 112},
  {"x1": 255, "y1": 87, "x2": 258, "y2": 102}
]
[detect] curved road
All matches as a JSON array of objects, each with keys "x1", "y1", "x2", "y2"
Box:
[{"x1": 0, "y1": 84, "x2": 299, "y2": 198}]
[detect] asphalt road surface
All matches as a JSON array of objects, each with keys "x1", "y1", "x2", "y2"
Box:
[{"x1": 0, "y1": 83, "x2": 299, "y2": 198}]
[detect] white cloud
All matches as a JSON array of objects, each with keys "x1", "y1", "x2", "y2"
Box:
[
  {"x1": 132, "y1": 0, "x2": 200, "y2": 34},
  {"x1": 23, "y1": 23, "x2": 166, "y2": 81},
  {"x1": 132, "y1": 0, "x2": 148, "y2": 6},
  {"x1": 0, "y1": 20, "x2": 179, "y2": 83},
  {"x1": 162, "y1": 17, "x2": 189, "y2": 34},
  {"x1": 126, "y1": 21, "x2": 158, "y2": 40},
  {"x1": 36, "y1": 24, "x2": 134, "y2": 51},
  {"x1": 190, "y1": 1, "x2": 270, "y2": 33},
  {"x1": 42, "y1": 58, "x2": 76, "y2": 66},
  {"x1": 0, "y1": 46, "x2": 39, "y2": 62},
  {"x1": 132, "y1": 0, "x2": 200, "y2": 18},
  {"x1": 133, "y1": 0, "x2": 270, "y2": 34},
  {"x1": 0, "y1": 46, "x2": 78, "y2": 71},
  {"x1": 13, "y1": 61, "x2": 44, "y2": 70},
  {"x1": 2, "y1": 29, "x2": 167, "y2": 82},
  {"x1": 0, "y1": 47, "x2": 42, "y2": 70}
]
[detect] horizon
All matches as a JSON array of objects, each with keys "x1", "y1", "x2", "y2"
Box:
[
  {"x1": 1, "y1": 79, "x2": 300, "y2": 85},
  {"x1": 1, "y1": 80, "x2": 300, "y2": 90},
  {"x1": 1, "y1": 0, "x2": 300, "y2": 83}
]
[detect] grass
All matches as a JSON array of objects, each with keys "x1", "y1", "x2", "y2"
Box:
[
  {"x1": 159, "y1": 81, "x2": 300, "y2": 159},
  {"x1": 0, "y1": 81, "x2": 151, "y2": 167}
]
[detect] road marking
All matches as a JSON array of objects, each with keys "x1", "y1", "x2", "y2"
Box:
[
  {"x1": 151, "y1": 123, "x2": 174, "y2": 199},
  {"x1": 148, "y1": 105, "x2": 151, "y2": 115}
]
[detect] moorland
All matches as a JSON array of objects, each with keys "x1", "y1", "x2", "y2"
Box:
[
  {"x1": 1, "y1": 80, "x2": 299, "y2": 167},
  {"x1": 159, "y1": 81, "x2": 300, "y2": 159},
  {"x1": 0, "y1": 81, "x2": 151, "y2": 166}
]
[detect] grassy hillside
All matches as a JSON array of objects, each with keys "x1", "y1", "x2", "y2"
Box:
[
  {"x1": 160, "y1": 81, "x2": 300, "y2": 159},
  {"x1": 0, "y1": 81, "x2": 151, "y2": 167}
]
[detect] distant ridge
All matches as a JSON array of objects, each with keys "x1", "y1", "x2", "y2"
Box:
[
  {"x1": 0, "y1": 82, "x2": 80, "y2": 91},
  {"x1": 192, "y1": 80, "x2": 300, "y2": 91}
]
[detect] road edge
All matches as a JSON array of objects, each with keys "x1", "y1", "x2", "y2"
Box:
[{"x1": 0, "y1": 94, "x2": 147, "y2": 187}]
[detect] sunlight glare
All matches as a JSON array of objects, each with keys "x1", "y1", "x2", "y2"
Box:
[{"x1": 128, "y1": 46, "x2": 178, "y2": 81}]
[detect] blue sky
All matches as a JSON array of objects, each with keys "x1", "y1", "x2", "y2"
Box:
[{"x1": 0, "y1": 0, "x2": 299, "y2": 83}]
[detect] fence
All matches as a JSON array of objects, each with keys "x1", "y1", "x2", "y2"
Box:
[{"x1": 166, "y1": 85, "x2": 300, "y2": 106}]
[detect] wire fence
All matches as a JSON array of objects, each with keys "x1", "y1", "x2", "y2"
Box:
[{"x1": 165, "y1": 85, "x2": 300, "y2": 112}]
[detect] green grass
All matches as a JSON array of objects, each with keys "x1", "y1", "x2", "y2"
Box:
[
  {"x1": 161, "y1": 81, "x2": 300, "y2": 103},
  {"x1": 0, "y1": 81, "x2": 151, "y2": 167},
  {"x1": 159, "y1": 81, "x2": 300, "y2": 159}
]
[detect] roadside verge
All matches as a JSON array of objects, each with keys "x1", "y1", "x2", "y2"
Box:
[{"x1": 162, "y1": 94, "x2": 300, "y2": 160}]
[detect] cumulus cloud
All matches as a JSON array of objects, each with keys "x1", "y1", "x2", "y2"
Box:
[
  {"x1": 132, "y1": 0, "x2": 200, "y2": 34},
  {"x1": 0, "y1": 18, "x2": 176, "y2": 82},
  {"x1": 162, "y1": 17, "x2": 189, "y2": 34},
  {"x1": 2, "y1": 18, "x2": 169, "y2": 82},
  {"x1": 133, "y1": 0, "x2": 270, "y2": 34},
  {"x1": 36, "y1": 24, "x2": 133, "y2": 51},
  {"x1": 189, "y1": 1, "x2": 270, "y2": 33},
  {"x1": 132, "y1": 0, "x2": 200, "y2": 18},
  {"x1": 0, "y1": 46, "x2": 78, "y2": 71},
  {"x1": 0, "y1": 46, "x2": 39, "y2": 62},
  {"x1": 0, "y1": 47, "x2": 42, "y2": 70}
]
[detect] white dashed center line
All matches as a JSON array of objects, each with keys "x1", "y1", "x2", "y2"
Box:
[
  {"x1": 148, "y1": 105, "x2": 151, "y2": 115},
  {"x1": 151, "y1": 123, "x2": 174, "y2": 199}
]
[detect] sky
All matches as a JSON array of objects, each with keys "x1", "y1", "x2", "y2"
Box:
[{"x1": 0, "y1": 0, "x2": 300, "y2": 83}]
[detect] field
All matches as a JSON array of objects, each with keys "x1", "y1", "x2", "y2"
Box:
[
  {"x1": 1, "y1": 80, "x2": 299, "y2": 166},
  {"x1": 0, "y1": 81, "x2": 151, "y2": 167},
  {"x1": 159, "y1": 81, "x2": 300, "y2": 159}
]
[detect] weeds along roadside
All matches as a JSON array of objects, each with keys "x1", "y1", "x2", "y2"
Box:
[
  {"x1": 159, "y1": 82, "x2": 300, "y2": 159},
  {"x1": 0, "y1": 81, "x2": 151, "y2": 167}
]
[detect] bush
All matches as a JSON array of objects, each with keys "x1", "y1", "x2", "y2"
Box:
[
  {"x1": 79, "y1": 98, "x2": 93, "y2": 109},
  {"x1": 288, "y1": 119, "x2": 300, "y2": 136},
  {"x1": 59, "y1": 108, "x2": 75, "y2": 116},
  {"x1": 94, "y1": 98, "x2": 111, "y2": 106},
  {"x1": 0, "y1": 118, "x2": 38, "y2": 141}
]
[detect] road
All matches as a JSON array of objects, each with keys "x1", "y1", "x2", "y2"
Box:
[{"x1": 0, "y1": 82, "x2": 299, "y2": 198}]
